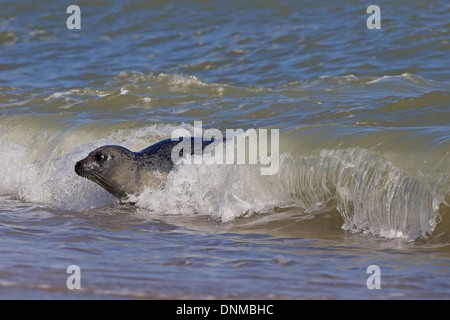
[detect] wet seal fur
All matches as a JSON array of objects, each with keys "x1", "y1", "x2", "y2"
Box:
[{"x1": 75, "y1": 138, "x2": 212, "y2": 199}]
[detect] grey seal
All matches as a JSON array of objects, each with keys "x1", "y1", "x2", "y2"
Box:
[{"x1": 75, "y1": 138, "x2": 213, "y2": 199}]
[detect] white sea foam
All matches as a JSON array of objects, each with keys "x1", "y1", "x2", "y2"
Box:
[
  {"x1": 132, "y1": 159, "x2": 281, "y2": 222},
  {"x1": 0, "y1": 142, "x2": 46, "y2": 202},
  {"x1": 366, "y1": 73, "x2": 420, "y2": 85}
]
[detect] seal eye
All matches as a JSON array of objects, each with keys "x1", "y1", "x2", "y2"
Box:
[{"x1": 96, "y1": 154, "x2": 106, "y2": 162}]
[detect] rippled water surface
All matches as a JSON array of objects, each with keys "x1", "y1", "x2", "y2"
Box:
[{"x1": 0, "y1": 1, "x2": 449, "y2": 299}]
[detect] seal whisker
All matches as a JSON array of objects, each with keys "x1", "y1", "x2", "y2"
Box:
[
  {"x1": 81, "y1": 171, "x2": 109, "y2": 189},
  {"x1": 90, "y1": 172, "x2": 113, "y2": 189}
]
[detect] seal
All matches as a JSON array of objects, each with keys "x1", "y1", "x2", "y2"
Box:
[{"x1": 75, "y1": 138, "x2": 213, "y2": 199}]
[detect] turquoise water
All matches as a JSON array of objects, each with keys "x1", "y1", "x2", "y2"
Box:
[{"x1": 0, "y1": 1, "x2": 449, "y2": 299}]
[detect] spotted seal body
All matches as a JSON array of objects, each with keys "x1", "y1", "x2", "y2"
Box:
[{"x1": 75, "y1": 138, "x2": 212, "y2": 199}]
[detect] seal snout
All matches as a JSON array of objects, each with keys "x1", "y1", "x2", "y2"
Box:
[
  {"x1": 75, "y1": 161, "x2": 82, "y2": 174},
  {"x1": 75, "y1": 161, "x2": 85, "y2": 176}
]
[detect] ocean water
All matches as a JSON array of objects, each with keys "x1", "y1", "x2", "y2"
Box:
[{"x1": 0, "y1": 0, "x2": 449, "y2": 299}]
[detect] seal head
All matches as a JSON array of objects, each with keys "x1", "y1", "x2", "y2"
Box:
[{"x1": 75, "y1": 145, "x2": 141, "y2": 198}]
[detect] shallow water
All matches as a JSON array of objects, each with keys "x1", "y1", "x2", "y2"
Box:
[{"x1": 0, "y1": 1, "x2": 449, "y2": 299}]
